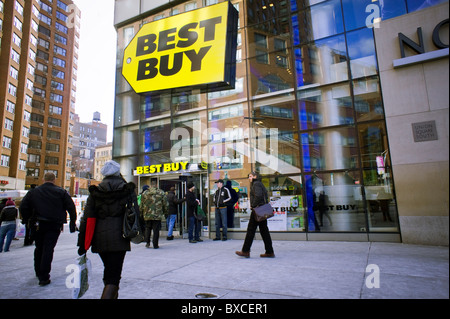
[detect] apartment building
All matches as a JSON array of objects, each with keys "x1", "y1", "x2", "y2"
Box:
[
  {"x1": 71, "y1": 112, "x2": 108, "y2": 179},
  {"x1": 0, "y1": 0, "x2": 40, "y2": 191}
]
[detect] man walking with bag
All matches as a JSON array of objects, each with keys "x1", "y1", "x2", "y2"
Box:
[
  {"x1": 235, "y1": 172, "x2": 275, "y2": 258},
  {"x1": 20, "y1": 172, "x2": 77, "y2": 286}
]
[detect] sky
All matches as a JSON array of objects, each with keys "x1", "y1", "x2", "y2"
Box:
[{"x1": 72, "y1": 0, "x2": 117, "y2": 142}]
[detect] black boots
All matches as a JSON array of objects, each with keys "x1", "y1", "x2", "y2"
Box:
[{"x1": 101, "y1": 284, "x2": 119, "y2": 299}]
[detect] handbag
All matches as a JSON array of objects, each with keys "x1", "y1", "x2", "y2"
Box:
[
  {"x1": 252, "y1": 187, "x2": 274, "y2": 222},
  {"x1": 122, "y1": 195, "x2": 144, "y2": 244},
  {"x1": 195, "y1": 206, "x2": 207, "y2": 221},
  {"x1": 253, "y1": 203, "x2": 274, "y2": 222}
]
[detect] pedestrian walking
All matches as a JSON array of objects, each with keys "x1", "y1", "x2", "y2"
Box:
[
  {"x1": 20, "y1": 172, "x2": 77, "y2": 286},
  {"x1": 186, "y1": 182, "x2": 202, "y2": 243},
  {"x1": 213, "y1": 179, "x2": 231, "y2": 241},
  {"x1": 139, "y1": 181, "x2": 168, "y2": 249},
  {"x1": 236, "y1": 172, "x2": 275, "y2": 258},
  {"x1": 0, "y1": 199, "x2": 18, "y2": 253},
  {"x1": 166, "y1": 186, "x2": 185, "y2": 240},
  {"x1": 77, "y1": 160, "x2": 138, "y2": 299}
]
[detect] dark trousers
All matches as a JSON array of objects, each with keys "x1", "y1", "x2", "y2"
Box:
[
  {"x1": 99, "y1": 251, "x2": 126, "y2": 286},
  {"x1": 144, "y1": 220, "x2": 161, "y2": 246},
  {"x1": 242, "y1": 212, "x2": 274, "y2": 254},
  {"x1": 34, "y1": 222, "x2": 62, "y2": 282}
]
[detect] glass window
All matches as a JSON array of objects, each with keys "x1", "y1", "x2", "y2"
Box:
[
  {"x1": 295, "y1": 34, "x2": 348, "y2": 87},
  {"x1": 140, "y1": 118, "x2": 172, "y2": 153},
  {"x1": 357, "y1": 122, "x2": 390, "y2": 170},
  {"x1": 342, "y1": 0, "x2": 407, "y2": 31},
  {"x1": 115, "y1": 93, "x2": 140, "y2": 127},
  {"x1": 290, "y1": 0, "x2": 328, "y2": 11},
  {"x1": 247, "y1": 17, "x2": 292, "y2": 59},
  {"x1": 301, "y1": 126, "x2": 359, "y2": 172},
  {"x1": 353, "y1": 76, "x2": 384, "y2": 122},
  {"x1": 173, "y1": 111, "x2": 208, "y2": 164},
  {"x1": 208, "y1": 104, "x2": 250, "y2": 175},
  {"x1": 113, "y1": 124, "x2": 139, "y2": 156},
  {"x1": 292, "y1": 0, "x2": 344, "y2": 44},
  {"x1": 304, "y1": 171, "x2": 366, "y2": 232},
  {"x1": 406, "y1": 0, "x2": 447, "y2": 12},
  {"x1": 363, "y1": 167, "x2": 399, "y2": 232},
  {"x1": 248, "y1": 56, "x2": 296, "y2": 96},
  {"x1": 223, "y1": 175, "x2": 305, "y2": 232},
  {"x1": 298, "y1": 82, "x2": 353, "y2": 130},
  {"x1": 247, "y1": 0, "x2": 290, "y2": 25},
  {"x1": 171, "y1": 89, "x2": 202, "y2": 114},
  {"x1": 346, "y1": 28, "x2": 378, "y2": 79},
  {"x1": 140, "y1": 93, "x2": 171, "y2": 119},
  {"x1": 252, "y1": 97, "x2": 301, "y2": 175}
]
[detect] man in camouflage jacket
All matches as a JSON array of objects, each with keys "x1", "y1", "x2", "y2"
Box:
[{"x1": 139, "y1": 182, "x2": 168, "y2": 249}]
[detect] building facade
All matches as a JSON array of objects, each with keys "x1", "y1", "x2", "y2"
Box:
[
  {"x1": 93, "y1": 142, "x2": 112, "y2": 181},
  {"x1": 72, "y1": 112, "x2": 108, "y2": 179},
  {"x1": 113, "y1": 0, "x2": 448, "y2": 245},
  {"x1": 25, "y1": 0, "x2": 80, "y2": 191},
  {"x1": 1, "y1": 0, "x2": 41, "y2": 191}
]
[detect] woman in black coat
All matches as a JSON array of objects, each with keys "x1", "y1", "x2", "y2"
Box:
[
  {"x1": 77, "y1": 161, "x2": 139, "y2": 299},
  {"x1": 236, "y1": 172, "x2": 274, "y2": 258}
]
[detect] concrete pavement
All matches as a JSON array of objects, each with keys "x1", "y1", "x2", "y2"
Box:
[{"x1": 0, "y1": 225, "x2": 448, "y2": 300}]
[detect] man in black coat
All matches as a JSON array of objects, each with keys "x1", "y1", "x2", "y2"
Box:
[
  {"x1": 166, "y1": 187, "x2": 185, "y2": 240},
  {"x1": 20, "y1": 172, "x2": 77, "y2": 286}
]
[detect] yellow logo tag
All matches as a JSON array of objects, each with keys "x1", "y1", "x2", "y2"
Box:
[{"x1": 122, "y1": 2, "x2": 237, "y2": 94}]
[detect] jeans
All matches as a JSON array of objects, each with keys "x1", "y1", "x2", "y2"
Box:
[
  {"x1": 167, "y1": 214, "x2": 177, "y2": 237},
  {"x1": 188, "y1": 216, "x2": 200, "y2": 241},
  {"x1": 0, "y1": 224, "x2": 16, "y2": 252},
  {"x1": 215, "y1": 207, "x2": 227, "y2": 239},
  {"x1": 34, "y1": 222, "x2": 62, "y2": 282},
  {"x1": 242, "y1": 212, "x2": 274, "y2": 254}
]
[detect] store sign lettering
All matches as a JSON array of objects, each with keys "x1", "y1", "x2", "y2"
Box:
[
  {"x1": 122, "y1": 2, "x2": 238, "y2": 93},
  {"x1": 398, "y1": 19, "x2": 449, "y2": 58},
  {"x1": 135, "y1": 162, "x2": 189, "y2": 175}
]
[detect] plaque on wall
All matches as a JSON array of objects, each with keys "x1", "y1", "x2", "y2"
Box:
[{"x1": 412, "y1": 121, "x2": 438, "y2": 142}]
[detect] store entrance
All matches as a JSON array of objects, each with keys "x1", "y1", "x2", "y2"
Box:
[{"x1": 139, "y1": 173, "x2": 208, "y2": 238}]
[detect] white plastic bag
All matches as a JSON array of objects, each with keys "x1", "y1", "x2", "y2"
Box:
[
  {"x1": 15, "y1": 220, "x2": 25, "y2": 238},
  {"x1": 71, "y1": 253, "x2": 92, "y2": 299}
]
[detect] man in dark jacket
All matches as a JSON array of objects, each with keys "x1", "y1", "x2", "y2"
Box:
[
  {"x1": 20, "y1": 172, "x2": 77, "y2": 286},
  {"x1": 186, "y1": 182, "x2": 201, "y2": 243},
  {"x1": 236, "y1": 172, "x2": 275, "y2": 258},
  {"x1": 213, "y1": 179, "x2": 231, "y2": 241},
  {"x1": 77, "y1": 160, "x2": 138, "y2": 299},
  {"x1": 166, "y1": 186, "x2": 185, "y2": 240}
]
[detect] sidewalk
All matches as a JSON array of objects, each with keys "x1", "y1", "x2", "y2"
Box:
[{"x1": 0, "y1": 225, "x2": 448, "y2": 300}]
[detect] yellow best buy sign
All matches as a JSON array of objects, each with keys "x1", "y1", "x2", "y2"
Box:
[{"x1": 122, "y1": 1, "x2": 238, "y2": 94}]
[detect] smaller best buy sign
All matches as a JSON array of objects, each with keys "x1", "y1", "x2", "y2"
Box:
[{"x1": 122, "y1": 1, "x2": 238, "y2": 94}]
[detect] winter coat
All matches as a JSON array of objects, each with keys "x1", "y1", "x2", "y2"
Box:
[
  {"x1": 167, "y1": 191, "x2": 185, "y2": 215},
  {"x1": 0, "y1": 205, "x2": 18, "y2": 223},
  {"x1": 78, "y1": 176, "x2": 137, "y2": 254},
  {"x1": 213, "y1": 187, "x2": 231, "y2": 208},
  {"x1": 250, "y1": 178, "x2": 269, "y2": 209},
  {"x1": 139, "y1": 187, "x2": 168, "y2": 221},
  {"x1": 20, "y1": 182, "x2": 76, "y2": 225},
  {"x1": 185, "y1": 190, "x2": 198, "y2": 218}
]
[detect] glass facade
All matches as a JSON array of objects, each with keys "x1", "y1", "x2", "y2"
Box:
[{"x1": 114, "y1": 0, "x2": 448, "y2": 239}]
